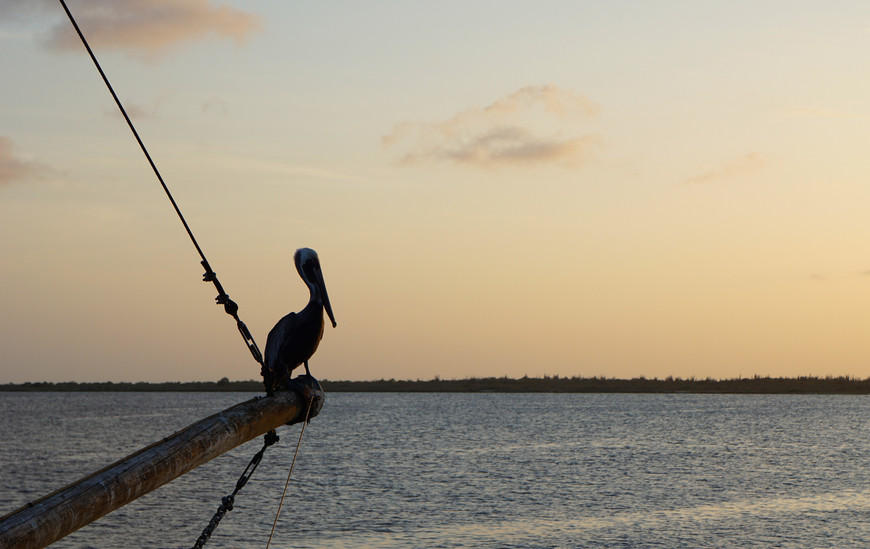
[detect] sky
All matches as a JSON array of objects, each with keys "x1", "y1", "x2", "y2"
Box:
[{"x1": 3, "y1": 1, "x2": 870, "y2": 383}]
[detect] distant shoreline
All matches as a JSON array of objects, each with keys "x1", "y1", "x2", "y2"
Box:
[{"x1": 2, "y1": 376, "x2": 870, "y2": 394}]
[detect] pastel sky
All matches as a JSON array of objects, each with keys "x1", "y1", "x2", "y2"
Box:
[{"x1": 3, "y1": 1, "x2": 870, "y2": 383}]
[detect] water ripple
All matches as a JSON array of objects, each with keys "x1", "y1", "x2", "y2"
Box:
[{"x1": 2, "y1": 393, "x2": 869, "y2": 547}]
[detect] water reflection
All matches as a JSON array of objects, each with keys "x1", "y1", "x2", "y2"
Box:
[{"x1": 1, "y1": 393, "x2": 870, "y2": 547}]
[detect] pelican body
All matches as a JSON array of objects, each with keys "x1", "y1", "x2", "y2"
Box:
[{"x1": 264, "y1": 248, "x2": 336, "y2": 394}]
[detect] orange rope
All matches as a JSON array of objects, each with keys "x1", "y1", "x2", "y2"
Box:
[{"x1": 265, "y1": 398, "x2": 314, "y2": 548}]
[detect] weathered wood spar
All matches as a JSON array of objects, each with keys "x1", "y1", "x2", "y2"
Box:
[{"x1": 0, "y1": 379, "x2": 323, "y2": 549}]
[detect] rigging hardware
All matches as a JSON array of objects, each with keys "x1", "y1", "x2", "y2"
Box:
[{"x1": 191, "y1": 430, "x2": 280, "y2": 549}]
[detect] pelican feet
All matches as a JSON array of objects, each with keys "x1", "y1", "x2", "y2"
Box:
[{"x1": 282, "y1": 374, "x2": 325, "y2": 425}]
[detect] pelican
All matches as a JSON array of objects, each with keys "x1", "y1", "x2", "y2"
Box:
[{"x1": 264, "y1": 248, "x2": 336, "y2": 393}]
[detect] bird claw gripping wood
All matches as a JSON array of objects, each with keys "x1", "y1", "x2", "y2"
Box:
[{"x1": 283, "y1": 374, "x2": 325, "y2": 425}]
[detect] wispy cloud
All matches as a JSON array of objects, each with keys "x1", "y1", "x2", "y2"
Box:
[
  {"x1": 783, "y1": 107, "x2": 858, "y2": 119},
  {"x1": 0, "y1": 1, "x2": 55, "y2": 21},
  {"x1": 810, "y1": 270, "x2": 870, "y2": 282},
  {"x1": 103, "y1": 97, "x2": 166, "y2": 121},
  {"x1": 383, "y1": 84, "x2": 600, "y2": 170},
  {"x1": 217, "y1": 155, "x2": 369, "y2": 184},
  {"x1": 0, "y1": 28, "x2": 32, "y2": 41},
  {"x1": 202, "y1": 96, "x2": 228, "y2": 116},
  {"x1": 0, "y1": 137, "x2": 50, "y2": 186},
  {"x1": 683, "y1": 153, "x2": 767, "y2": 185},
  {"x1": 1, "y1": 0, "x2": 261, "y2": 59}
]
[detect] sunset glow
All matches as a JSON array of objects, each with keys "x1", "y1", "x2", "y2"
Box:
[{"x1": 3, "y1": 1, "x2": 870, "y2": 382}]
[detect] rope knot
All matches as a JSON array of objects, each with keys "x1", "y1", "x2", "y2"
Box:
[
  {"x1": 218, "y1": 296, "x2": 239, "y2": 317},
  {"x1": 201, "y1": 265, "x2": 217, "y2": 283}
]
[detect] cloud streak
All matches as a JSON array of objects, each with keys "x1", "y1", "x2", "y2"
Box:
[
  {"x1": 783, "y1": 107, "x2": 859, "y2": 119},
  {"x1": 383, "y1": 84, "x2": 600, "y2": 169},
  {"x1": 683, "y1": 153, "x2": 767, "y2": 185},
  {"x1": 0, "y1": 137, "x2": 50, "y2": 186},
  {"x1": 1, "y1": 0, "x2": 260, "y2": 59},
  {"x1": 0, "y1": 1, "x2": 55, "y2": 21}
]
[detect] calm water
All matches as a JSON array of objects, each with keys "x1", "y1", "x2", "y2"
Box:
[{"x1": 1, "y1": 392, "x2": 870, "y2": 548}]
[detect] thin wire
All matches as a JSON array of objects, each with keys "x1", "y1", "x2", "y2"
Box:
[
  {"x1": 191, "y1": 430, "x2": 280, "y2": 549},
  {"x1": 57, "y1": 0, "x2": 207, "y2": 262},
  {"x1": 265, "y1": 399, "x2": 314, "y2": 549},
  {"x1": 57, "y1": 0, "x2": 265, "y2": 369}
]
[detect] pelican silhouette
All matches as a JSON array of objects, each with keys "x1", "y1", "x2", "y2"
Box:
[{"x1": 264, "y1": 248, "x2": 336, "y2": 393}]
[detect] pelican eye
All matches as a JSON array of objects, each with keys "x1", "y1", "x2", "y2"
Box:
[{"x1": 303, "y1": 263, "x2": 319, "y2": 281}]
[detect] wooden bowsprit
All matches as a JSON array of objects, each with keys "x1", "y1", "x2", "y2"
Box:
[
  {"x1": 0, "y1": 376, "x2": 324, "y2": 549},
  {"x1": 6, "y1": 4, "x2": 330, "y2": 547}
]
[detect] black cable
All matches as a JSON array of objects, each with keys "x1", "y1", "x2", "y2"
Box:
[
  {"x1": 191, "y1": 430, "x2": 281, "y2": 549},
  {"x1": 57, "y1": 0, "x2": 264, "y2": 369},
  {"x1": 58, "y1": 0, "x2": 206, "y2": 262}
]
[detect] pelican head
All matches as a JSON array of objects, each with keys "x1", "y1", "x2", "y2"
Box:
[{"x1": 294, "y1": 248, "x2": 337, "y2": 328}]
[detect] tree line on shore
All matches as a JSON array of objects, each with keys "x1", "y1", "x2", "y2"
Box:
[{"x1": 2, "y1": 375, "x2": 870, "y2": 393}]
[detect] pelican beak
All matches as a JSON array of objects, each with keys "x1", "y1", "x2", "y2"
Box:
[{"x1": 317, "y1": 269, "x2": 337, "y2": 328}]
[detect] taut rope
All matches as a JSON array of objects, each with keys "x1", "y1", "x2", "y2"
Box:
[
  {"x1": 266, "y1": 398, "x2": 315, "y2": 548},
  {"x1": 57, "y1": 4, "x2": 317, "y2": 547},
  {"x1": 191, "y1": 430, "x2": 280, "y2": 549},
  {"x1": 57, "y1": 0, "x2": 265, "y2": 371}
]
